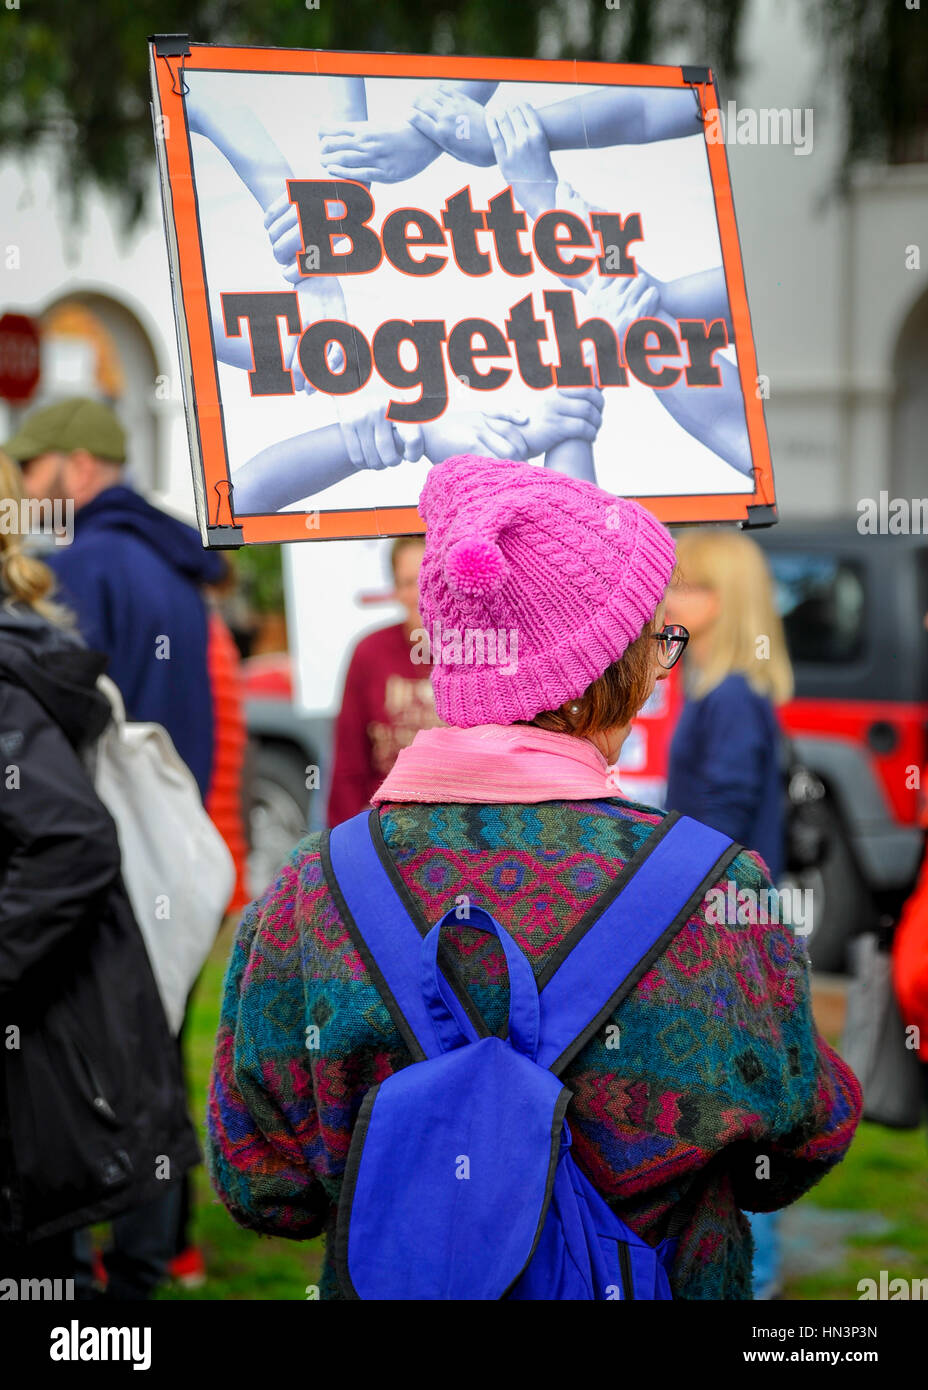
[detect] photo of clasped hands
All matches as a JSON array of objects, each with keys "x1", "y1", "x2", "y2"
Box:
[
  {"x1": 311, "y1": 82, "x2": 748, "y2": 483},
  {"x1": 187, "y1": 76, "x2": 749, "y2": 512},
  {"x1": 258, "y1": 82, "x2": 615, "y2": 487}
]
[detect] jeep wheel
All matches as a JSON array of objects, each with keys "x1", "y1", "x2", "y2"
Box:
[
  {"x1": 787, "y1": 801, "x2": 873, "y2": 973},
  {"x1": 247, "y1": 744, "x2": 312, "y2": 898}
]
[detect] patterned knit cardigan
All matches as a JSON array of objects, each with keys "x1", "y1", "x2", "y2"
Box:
[{"x1": 206, "y1": 797, "x2": 863, "y2": 1300}]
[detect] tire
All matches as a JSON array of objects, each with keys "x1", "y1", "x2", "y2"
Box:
[
  {"x1": 786, "y1": 799, "x2": 874, "y2": 974},
  {"x1": 246, "y1": 742, "x2": 313, "y2": 899}
]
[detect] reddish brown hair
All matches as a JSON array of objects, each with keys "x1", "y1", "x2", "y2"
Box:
[
  {"x1": 527, "y1": 624, "x2": 656, "y2": 738},
  {"x1": 523, "y1": 568, "x2": 679, "y2": 737}
]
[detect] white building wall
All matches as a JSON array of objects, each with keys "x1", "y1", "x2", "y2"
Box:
[
  {"x1": 0, "y1": 155, "x2": 194, "y2": 513},
  {"x1": 704, "y1": 0, "x2": 927, "y2": 516}
]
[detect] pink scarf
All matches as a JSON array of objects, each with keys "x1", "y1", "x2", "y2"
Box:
[{"x1": 371, "y1": 723, "x2": 624, "y2": 805}]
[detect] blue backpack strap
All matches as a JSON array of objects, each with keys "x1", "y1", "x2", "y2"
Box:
[
  {"x1": 323, "y1": 809, "x2": 487, "y2": 1062},
  {"x1": 422, "y1": 904, "x2": 541, "y2": 1060},
  {"x1": 535, "y1": 813, "x2": 740, "y2": 1074}
]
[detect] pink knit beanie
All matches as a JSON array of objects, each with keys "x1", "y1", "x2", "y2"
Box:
[{"x1": 417, "y1": 456, "x2": 677, "y2": 728}]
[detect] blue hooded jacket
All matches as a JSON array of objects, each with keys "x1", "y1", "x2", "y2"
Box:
[{"x1": 45, "y1": 485, "x2": 225, "y2": 798}]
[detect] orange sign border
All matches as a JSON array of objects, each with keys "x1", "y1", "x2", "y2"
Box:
[{"x1": 150, "y1": 42, "x2": 777, "y2": 545}]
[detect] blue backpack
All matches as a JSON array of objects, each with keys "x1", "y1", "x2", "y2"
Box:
[{"x1": 324, "y1": 808, "x2": 736, "y2": 1301}]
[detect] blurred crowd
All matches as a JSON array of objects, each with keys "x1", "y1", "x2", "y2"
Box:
[{"x1": 1, "y1": 398, "x2": 926, "y2": 1301}]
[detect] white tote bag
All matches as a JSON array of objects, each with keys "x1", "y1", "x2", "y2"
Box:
[
  {"x1": 93, "y1": 675, "x2": 235, "y2": 1034},
  {"x1": 841, "y1": 930, "x2": 924, "y2": 1130}
]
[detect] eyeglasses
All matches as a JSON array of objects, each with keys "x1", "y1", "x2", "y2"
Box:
[{"x1": 651, "y1": 624, "x2": 689, "y2": 669}]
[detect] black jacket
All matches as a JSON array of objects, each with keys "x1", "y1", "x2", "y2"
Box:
[{"x1": 0, "y1": 602, "x2": 200, "y2": 1243}]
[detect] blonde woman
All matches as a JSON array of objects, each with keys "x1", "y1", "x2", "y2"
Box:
[
  {"x1": 665, "y1": 527, "x2": 793, "y2": 886},
  {"x1": 664, "y1": 527, "x2": 794, "y2": 1301},
  {"x1": 0, "y1": 452, "x2": 198, "y2": 1294}
]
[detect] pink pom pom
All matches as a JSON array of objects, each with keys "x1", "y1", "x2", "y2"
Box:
[{"x1": 445, "y1": 536, "x2": 509, "y2": 599}]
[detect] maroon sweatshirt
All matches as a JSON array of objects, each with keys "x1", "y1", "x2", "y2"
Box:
[{"x1": 327, "y1": 622, "x2": 440, "y2": 827}]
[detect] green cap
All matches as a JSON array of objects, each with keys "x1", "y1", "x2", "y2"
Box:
[{"x1": 3, "y1": 396, "x2": 126, "y2": 464}]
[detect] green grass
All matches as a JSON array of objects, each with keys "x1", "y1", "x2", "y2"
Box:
[
  {"x1": 149, "y1": 923, "x2": 927, "y2": 1300},
  {"x1": 782, "y1": 1120, "x2": 928, "y2": 1300},
  {"x1": 780, "y1": 1003, "x2": 928, "y2": 1300}
]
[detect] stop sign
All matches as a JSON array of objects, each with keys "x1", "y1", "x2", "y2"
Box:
[{"x1": 0, "y1": 313, "x2": 41, "y2": 402}]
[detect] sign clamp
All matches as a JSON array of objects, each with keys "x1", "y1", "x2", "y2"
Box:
[
  {"x1": 742, "y1": 503, "x2": 778, "y2": 529},
  {"x1": 680, "y1": 65, "x2": 712, "y2": 122},
  {"x1": 208, "y1": 479, "x2": 245, "y2": 549},
  {"x1": 150, "y1": 34, "x2": 190, "y2": 95}
]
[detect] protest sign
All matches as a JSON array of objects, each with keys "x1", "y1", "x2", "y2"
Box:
[{"x1": 150, "y1": 40, "x2": 777, "y2": 545}]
